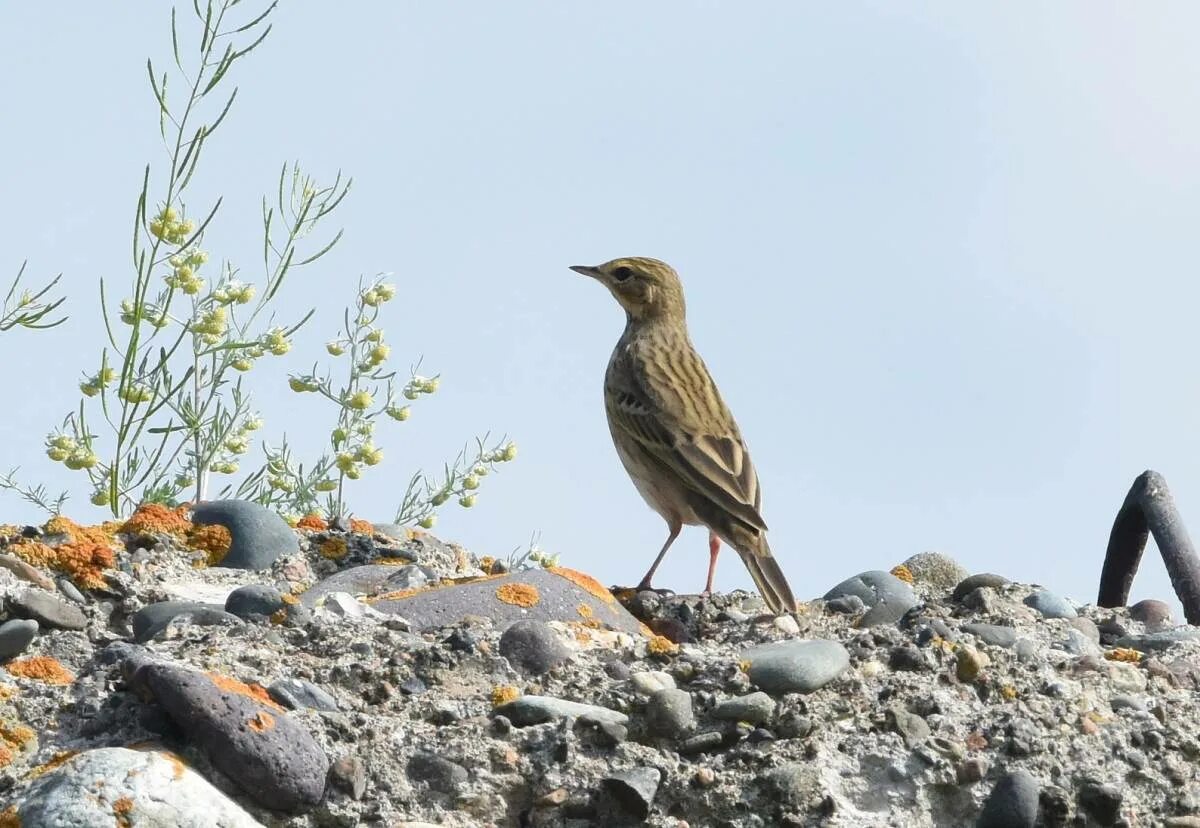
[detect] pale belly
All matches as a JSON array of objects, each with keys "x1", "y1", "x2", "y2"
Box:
[{"x1": 610, "y1": 422, "x2": 702, "y2": 528}]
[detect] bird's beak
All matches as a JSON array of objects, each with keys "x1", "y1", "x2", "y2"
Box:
[{"x1": 569, "y1": 264, "x2": 602, "y2": 279}]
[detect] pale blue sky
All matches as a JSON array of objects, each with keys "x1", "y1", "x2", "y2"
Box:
[{"x1": 3, "y1": 3, "x2": 1199, "y2": 611}]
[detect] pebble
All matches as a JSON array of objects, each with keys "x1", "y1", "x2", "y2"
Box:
[
  {"x1": 0, "y1": 552, "x2": 55, "y2": 589},
  {"x1": 977, "y1": 768, "x2": 1040, "y2": 828},
  {"x1": 963, "y1": 623, "x2": 1018, "y2": 648},
  {"x1": 952, "y1": 573, "x2": 1010, "y2": 601},
  {"x1": 268, "y1": 677, "x2": 340, "y2": 712},
  {"x1": 9, "y1": 587, "x2": 86, "y2": 630},
  {"x1": 1023, "y1": 590, "x2": 1077, "y2": 619},
  {"x1": 955, "y1": 645, "x2": 990, "y2": 682},
  {"x1": 191, "y1": 499, "x2": 300, "y2": 570},
  {"x1": 498, "y1": 620, "x2": 571, "y2": 675},
  {"x1": 1077, "y1": 779, "x2": 1122, "y2": 824},
  {"x1": 630, "y1": 670, "x2": 676, "y2": 695},
  {"x1": 644, "y1": 688, "x2": 695, "y2": 739},
  {"x1": 742, "y1": 639, "x2": 850, "y2": 694},
  {"x1": 494, "y1": 695, "x2": 629, "y2": 727},
  {"x1": 711, "y1": 691, "x2": 776, "y2": 725},
  {"x1": 823, "y1": 570, "x2": 918, "y2": 627},
  {"x1": 407, "y1": 751, "x2": 469, "y2": 795},
  {"x1": 55, "y1": 578, "x2": 86, "y2": 604},
  {"x1": 825, "y1": 595, "x2": 865, "y2": 614},
  {"x1": 1129, "y1": 598, "x2": 1174, "y2": 629},
  {"x1": 890, "y1": 706, "x2": 930, "y2": 747},
  {"x1": 598, "y1": 767, "x2": 661, "y2": 821},
  {"x1": 0, "y1": 618, "x2": 38, "y2": 660},
  {"x1": 9, "y1": 747, "x2": 261, "y2": 827},
  {"x1": 899, "y1": 551, "x2": 970, "y2": 592},
  {"x1": 330, "y1": 754, "x2": 367, "y2": 799},
  {"x1": 131, "y1": 601, "x2": 242, "y2": 643},
  {"x1": 225, "y1": 584, "x2": 287, "y2": 619},
  {"x1": 1115, "y1": 628, "x2": 1200, "y2": 652}
]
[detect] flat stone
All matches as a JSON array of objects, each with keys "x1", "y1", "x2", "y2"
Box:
[
  {"x1": 124, "y1": 657, "x2": 329, "y2": 812},
  {"x1": 890, "y1": 706, "x2": 931, "y2": 747},
  {"x1": 225, "y1": 585, "x2": 286, "y2": 619},
  {"x1": 963, "y1": 623, "x2": 1018, "y2": 648},
  {"x1": 711, "y1": 691, "x2": 776, "y2": 725},
  {"x1": 977, "y1": 768, "x2": 1040, "y2": 828},
  {"x1": 0, "y1": 552, "x2": 55, "y2": 589},
  {"x1": 9, "y1": 747, "x2": 262, "y2": 827},
  {"x1": 0, "y1": 619, "x2": 38, "y2": 660},
  {"x1": 498, "y1": 620, "x2": 571, "y2": 675},
  {"x1": 598, "y1": 767, "x2": 661, "y2": 821},
  {"x1": 644, "y1": 687, "x2": 695, "y2": 739},
  {"x1": 9, "y1": 587, "x2": 86, "y2": 630},
  {"x1": 494, "y1": 694, "x2": 628, "y2": 727},
  {"x1": 1115, "y1": 629, "x2": 1200, "y2": 652},
  {"x1": 268, "y1": 677, "x2": 339, "y2": 712},
  {"x1": 131, "y1": 601, "x2": 242, "y2": 643},
  {"x1": 56, "y1": 578, "x2": 86, "y2": 604},
  {"x1": 1023, "y1": 590, "x2": 1077, "y2": 619},
  {"x1": 191, "y1": 499, "x2": 299, "y2": 571},
  {"x1": 407, "y1": 751, "x2": 469, "y2": 796},
  {"x1": 952, "y1": 573, "x2": 1010, "y2": 601},
  {"x1": 823, "y1": 570, "x2": 918, "y2": 626},
  {"x1": 743, "y1": 639, "x2": 850, "y2": 694}
]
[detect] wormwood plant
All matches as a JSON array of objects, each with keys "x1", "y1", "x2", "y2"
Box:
[{"x1": 1, "y1": 263, "x2": 66, "y2": 333}]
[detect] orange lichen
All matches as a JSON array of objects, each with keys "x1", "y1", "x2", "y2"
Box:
[
  {"x1": 5, "y1": 657, "x2": 75, "y2": 685},
  {"x1": 186, "y1": 524, "x2": 232, "y2": 567},
  {"x1": 0, "y1": 720, "x2": 36, "y2": 767},
  {"x1": 369, "y1": 588, "x2": 426, "y2": 603},
  {"x1": 27, "y1": 750, "x2": 77, "y2": 780},
  {"x1": 113, "y1": 796, "x2": 134, "y2": 828},
  {"x1": 577, "y1": 604, "x2": 594, "y2": 620},
  {"x1": 8, "y1": 538, "x2": 115, "y2": 589},
  {"x1": 1105, "y1": 647, "x2": 1143, "y2": 663},
  {"x1": 319, "y1": 537, "x2": 349, "y2": 560},
  {"x1": 206, "y1": 673, "x2": 284, "y2": 712},
  {"x1": 550, "y1": 567, "x2": 614, "y2": 604},
  {"x1": 349, "y1": 518, "x2": 374, "y2": 534},
  {"x1": 296, "y1": 514, "x2": 328, "y2": 531},
  {"x1": 247, "y1": 711, "x2": 276, "y2": 733},
  {"x1": 496, "y1": 582, "x2": 540, "y2": 608},
  {"x1": 281, "y1": 592, "x2": 299, "y2": 605},
  {"x1": 491, "y1": 685, "x2": 520, "y2": 706},
  {"x1": 647, "y1": 635, "x2": 679, "y2": 657},
  {"x1": 0, "y1": 686, "x2": 14, "y2": 702},
  {"x1": 638, "y1": 622, "x2": 656, "y2": 638},
  {"x1": 479, "y1": 556, "x2": 497, "y2": 574},
  {"x1": 0, "y1": 805, "x2": 18, "y2": 828},
  {"x1": 120, "y1": 503, "x2": 191, "y2": 536},
  {"x1": 889, "y1": 564, "x2": 915, "y2": 584}
]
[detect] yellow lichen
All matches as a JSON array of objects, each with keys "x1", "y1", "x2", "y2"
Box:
[
  {"x1": 5, "y1": 657, "x2": 75, "y2": 685},
  {"x1": 480, "y1": 556, "x2": 496, "y2": 574},
  {"x1": 647, "y1": 635, "x2": 678, "y2": 657},
  {"x1": 491, "y1": 685, "x2": 520, "y2": 706},
  {"x1": 26, "y1": 750, "x2": 77, "y2": 780},
  {"x1": 889, "y1": 564, "x2": 915, "y2": 584},
  {"x1": 1105, "y1": 647, "x2": 1142, "y2": 663},
  {"x1": 577, "y1": 604, "x2": 594, "y2": 620},
  {"x1": 496, "y1": 582, "x2": 540, "y2": 608},
  {"x1": 206, "y1": 673, "x2": 284, "y2": 712},
  {"x1": 296, "y1": 514, "x2": 328, "y2": 532},
  {"x1": 1000, "y1": 684, "x2": 1018, "y2": 700},
  {"x1": 550, "y1": 567, "x2": 615, "y2": 604},
  {"x1": 186, "y1": 524, "x2": 232, "y2": 567},
  {"x1": 377, "y1": 556, "x2": 414, "y2": 566},
  {"x1": 349, "y1": 518, "x2": 374, "y2": 534},
  {"x1": 319, "y1": 537, "x2": 349, "y2": 560}
]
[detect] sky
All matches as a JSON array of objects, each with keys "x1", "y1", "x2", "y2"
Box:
[{"x1": 2, "y1": 3, "x2": 1199, "y2": 616}]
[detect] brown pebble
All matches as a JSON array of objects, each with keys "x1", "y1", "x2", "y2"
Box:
[
  {"x1": 693, "y1": 767, "x2": 717, "y2": 787},
  {"x1": 537, "y1": 788, "x2": 569, "y2": 807}
]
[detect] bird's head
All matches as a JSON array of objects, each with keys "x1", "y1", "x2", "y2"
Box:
[{"x1": 570, "y1": 257, "x2": 686, "y2": 323}]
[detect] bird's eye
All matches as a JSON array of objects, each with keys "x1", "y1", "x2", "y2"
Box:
[{"x1": 611, "y1": 266, "x2": 633, "y2": 282}]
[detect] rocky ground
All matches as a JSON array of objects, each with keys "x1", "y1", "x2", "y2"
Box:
[{"x1": 0, "y1": 501, "x2": 1199, "y2": 827}]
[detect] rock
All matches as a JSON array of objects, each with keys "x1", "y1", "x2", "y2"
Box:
[
  {"x1": 1066, "y1": 616, "x2": 1101, "y2": 644},
  {"x1": 1023, "y1": 590, "x2": 1077, "y2": 619},
  {"x1": 0, "y1": 619, "x2": 38, "y2": 660},
  {"x1": 498, "y1": 620, "x2": 571, "y2": 675},
  {"x1": 124, "y1": 657, "x2": 329, "y2": 812},
  {"x1": 268, "y1": 677, "x2": 339, "y2": 712},
  {"x1": 956, "y1": 645, "x2": 989, "y2": 682},
  {"x1": 711, "y1": 691, "x2": 776, "y2": 725},
  {"x1": 823, "y1": 570, "x2": 918, "y2": 626},
  {"x1": 191, "y1": 499, "x2": 299, "y2": 570},
  {"x1": 898, "y1": 551, "x2": 969, "y2": 593},
  {"x1": 330, "y1": 754, "x2": 367, "y2": 800},
  {"x1": 598, "y1": 767, "x2": 661, "y2": 821},
  {"x1": 890, "y1": 706, "x2": 931, "y2": 747},
  {"x1": 1077, "y1": 780, "x2": 1122, "y2": 825},
  {"x1": 679, "y1": 731, "x2": 724, "y2": 754},
  {"x1": 963, "y1": 623, "x2": 1018, "y2": 648},
  {"x1": 629, "y1": 670, "x2": 675, "y2": 695},
  {"x1": 300, "y1": 564, "x2": 417, "y2": 608},
  {"x1": 8, "y1": 587, "x2": 86, "y2": 630},
  {"x1": 977, "y1": 769, "x2": 1040, "y2": 828},
  {"x1": 131, "y1": 601, "x2": 242, "y2": 643},
  {"x1": 56, "y1": 578, "x2": 86, "y2": 604},
  {"x1": 765, "y1": 762, "x2": 821, "y2": 808},
  {"x1": 0, "y1": 552, "x2": 55, "y2": 589},
  {"x1": 953, "y1": 573, "x2": 1010, "y2": 601},
  {"x1": 743, "y1": 639, "x2": 850, "y2": 694},
  {"x1": 225, "y1": 585, "x2": 287, "y2": 619},
  {"x1": 1115, "y1": 628, "x2": 1200, "y2": 652},
  {"x1": 9, "y1": 747, "x2": 262, "y2": 827},
  {"x1": 494, "y1": 695, "x2": 629, "y2": 727},
  {"x1": 825, "y1": 594, "x2": 865, "y2": 614},
  {"x1": 1129, "y1": 598, "x2": 1174, "y2": 628},
  {"x1": 644, "y1": 688, "x2": 694, "y2": 739},
  {"x1": 373, "y1": 567, "x2": 644, "y2": 636},
  {"x1": 407, "y1": 751, "x2": 469, "y2": 796}
]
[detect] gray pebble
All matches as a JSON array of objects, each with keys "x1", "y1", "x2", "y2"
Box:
[
  {"x1": 977, "y1": 768, "x2": 1040, "y2": 827},
  {"x1": 823, "y1": 570, "x2": 918, "y2": 627},
  {"x1": 1129, "y1": 599, "x2": 1174, "y2": 629},
  {"x1": 191, "y1": 499, "x2": 299, "y2": 570},
  {"x1": 0, "y1": 619, "x2": 38, "y2": 660},
  {"x1": 9, "y1": 588, "x2": 86, "y2": 631},
  {"x1": 744, "y1": 639, "x2": 850, "y2": 694},
  {"x1": 598, "y1": 767, "x2": 661, "y2": 821},
  {"x1": 953, "y1": 573, "x2": 1010, "y2": 601},
  {"x1": 498, "y1": 620, "x2": 570, "y2": 675},
  {"x1": 225, "y1": 585, "x2": 286, "y2": 619},
  {"x1": 407, "y1": 751, "x2": 469, "y2": 795},
  {"x1": 644, "y1": 688, "x2": 695, "y2": 739},
  {"x1": 1023, "y1": 590, "x2": 1077, "y2": 619},
  {"x1": 131, "y1": 601, "x2": 242, "y2": 644},
  {"x1": 55, "y1": 578, "x2": 86, "y2": 604},
  {"x1": 711, "y1": 691, "x2": 776, "y2": 725},
  {"x1": 494, "y1": 695, "x2": 628, "y2": 727},
  {"x1": 268, "y1": 677, "x2": 340, "y2": 712},
  {"x1": 963, "y1": 623, "x2": 1018, "y2": 648}
]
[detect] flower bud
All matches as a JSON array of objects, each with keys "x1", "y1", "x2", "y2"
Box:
[
  {"x1": 289, "y1": 377, "x2": 312, "y2": 393},
  {"x1": 500, "y1": 442, "x2": 518, "y2": 462},
  {"x1": 365, "y1": 329, "x2": 383, "y2": 343},
  {"x1": 90, "y1": 490, "x2": 109, "y2": 506},
  {"x1": 314, "y1": 479, "x2": 338, "y2": 492},
  {"x1": 430, "y1": 491, "x2": 449, "y2": 506},
  {"x1": 418, "y1": 515, "x2": 436, "y2": 529},
  {"x1": 376, "y1": 283, "x2": 397, "y2": 301},
  {"x1": 462, "y1": 475, "x2": 479, "y2": 491},
  {"x1": 335, "y1": 453, "x2": 357, "y2": 473},
  {"x1": 369, "y1": 344, "x2": 390, "y2": 364},
  {"x1": 386, "y1": 405, "x2": 411, "y2": 422},
  {"x1": 346, "y1": 391, "x2": 373, "y2": 410},
  {"x1": 46, "y1": 447, "x2": 70, "y2": 462},
  {"x1": 458, "y1": 494, "x2": 477, "y2": 508},
  {"x1": 326, "y1": 341, "x2": 345, "y2": 356}
]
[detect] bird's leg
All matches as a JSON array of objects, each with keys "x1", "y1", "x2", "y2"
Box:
[
  {"x1": 637, "y1": 522, "x2": 681, "y2": 590},
  {"x1": 703, "y1": 531, "x2": 721, "y2": 596}
]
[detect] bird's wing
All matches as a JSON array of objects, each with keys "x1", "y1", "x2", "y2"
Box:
[{"x1": 606, "y1": 339, "x2": 768, "y2": 533}]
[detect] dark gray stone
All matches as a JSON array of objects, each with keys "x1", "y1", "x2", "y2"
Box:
[
  {"x1": 191, "y1": 499, "x2": 299, "y2": 571},
  {"x1": 1115, "y1": 628, "x2": 1200, "y2": 652},
  {"x1": 644, "y1": 688, "x2": 694, "y2": 740},
  {"x1": 131, "y1": 601, "x2": 241, "y2": 644},
  {"x1": 0, "y1": 619, "x2": 38, "y2": 660},
  {"x1": 825, "y1": 595, "x2": 866, "y2": 615},
  {"x1": 494, "y1": 695, "x2": 628, "y2": 727},
  {"x1": 963, "y1": 623, "x2": 1019, "y2": 648},
  {"x1": 498, "y1": 620, "x2": 571, "y2": 675},
  {"x1": 823, "y1": 571, "x2": 917, "y2": 627},
  {"x1": 55, "y1": 578, "x2": 86, "y2": 604},
  {"x1": 1077, "y1": 780, "x2": 1122, "y2": 825},
  {"x1": 225, "y1": 585, "x2": 287, "y2": 619},
  {"x1": 711, "y1": 691, "x2": 776, "y2": 725},
  {"x1": 1023, "y1": 590, "x2": 1077, "y2": 619},
  {"x1": 598, "y1": 767, "x2": 661, "y2": 821},
  {"x1": 977, "y1": 768, "x2": 1039, "y2": 828},
  {"x1": 268, "y1": 677, "x2": 339, "y2": 712},
  {"x1": 9, "y1": 588, "x2": 86, "y2": 630},
  {"x1": 407, "y1": 751, "x2": 468, "y2": 796},
  {"x1": 124, "y1": 657, "x2": 329, "y2": 812},
  {"x1": 381, "y1": 564, "x2": 433, "y2": 591},
  {"x1": 953, "y1": 573, "x2": 1010, "y2": 601},
  {"x1": 743, "y1": 639, "x2": 850, "y2": 694}
]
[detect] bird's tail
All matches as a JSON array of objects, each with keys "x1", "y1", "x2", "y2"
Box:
[{"x1": 737, "y1": 535, "x2": 797, "y2": 614}]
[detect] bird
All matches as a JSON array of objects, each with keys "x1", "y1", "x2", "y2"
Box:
[{"x1": 570, "y1": 256, "x2": 797, "y2": 614}]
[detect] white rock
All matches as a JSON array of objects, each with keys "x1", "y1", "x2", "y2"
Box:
[{"x1": 630, "y1": 670, "x2": 676, "y2": 695}]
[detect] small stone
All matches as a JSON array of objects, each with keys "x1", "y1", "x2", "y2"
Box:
[
  {"x1": 955, "y1": 645, "x2": 989, "y2": 683},
  {"x1": 899, "y1": 551, "x2": 970, "y2": 592},
  {"x1": 131, "y1": 601, "x2": 241, "y2": 643},
  {"x1": 225, "y1": 584, "x2": 286, "y2": 619},
  {"x1": 0, "y1": 619, "x2": 38, "y2": 660},
  {"x1": 889, "y1": 645, "x2": 926, "y2": 671},
  {"x1": 407, "y1": 751, "x2": 469, "y2": 796},
  {"x1": 498, "y1": 620, "x2": 571, "y2": 675},
  {"x1": 9, "y1": 588, "x2": 86, "y2": 630},
  {"x1": 766, "y1": 762, "x2": 821, "y2": 807},
  {"x1": 1023, "y1": 590, "x2": 1077, "y2": 619},
  {"x1": 711, "y1": 691, "x2": 776, "y2": 725},
  {"x1": 1129, "y1": 598, "x2": 1174, "y2": 628},
  {"x1": 644, "y1": 688, "x2": 695, "y2": 740},
  {"x1": 1067, "y1": 616, "x2": 1101, "y2": 643},
  {"x1": 630, "y1": 671, "x2": 675, "y2": 695},
  {"x1": 330, "y1": 755, "x2": 367, "y2": 799},
  {"x1": 889, "y1": 706, "x2": 930, "y2": 748},
  {"x1": 956, "y1": 757, "x2": 988, "y2": 784},
  {"x1": 55, "y1": 578, "x2": 86, "y2": 604},
  {"x1": 963, "y1": 623, "x2": 1018, "y2": 648},
  {"x1": 537, "y1": 788, "x2": 569, "y2": 807},
  {"x1": 823, "y1": 570, "x2": 917, "y2": 627},
  {"x1": 952, "y1": 573, "x2": 1010, "y2": 601},
  {"x1": 1115, "y1": 628, "x2": 1200, "y2": 652},
  {"x1": 1077, "y1": 780, "x2": 1122, "y2": 825},
  {"x1": 693, "y1": 767, "x2": 717, "y2": 788},
  {"x1": 191, "y1": 499, "x2": 300, "y2": 570},
  {"x1": 598, "y1": 767, "x2": 661, "y2": 821},
  {"x1": 977, "y1": 769, "x2": 1040, "y2": 828},
  {"x1": 268, "y1": 677, "x2": 340, "y2": 712},
  {"x1": 743, "y1": 639, "x2": 850, "y2": 694},
  {"x1": 679, "y1": 731, "x2": 725, "y2": 754},
  {"x1": 0, "y1": 552, "x2": 55, "y2": 589},
  {"x1": 495, "y1": 695, "x2": 628, "y2": 727},
  {"x1": 825, "y1": 595, "x2": 865, "y2": 615},
  {"x1": 773, "y1": 614, "x2": 800, "y2": 636}
]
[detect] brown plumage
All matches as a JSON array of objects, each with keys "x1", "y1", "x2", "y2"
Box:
[{"x1": 570, "y1": 256, "x2": 797, "y2": 614}]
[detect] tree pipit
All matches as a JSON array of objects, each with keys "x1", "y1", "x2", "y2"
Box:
[{"x1": 570, "y1": 257, "x2": 797, "y2": 614}]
